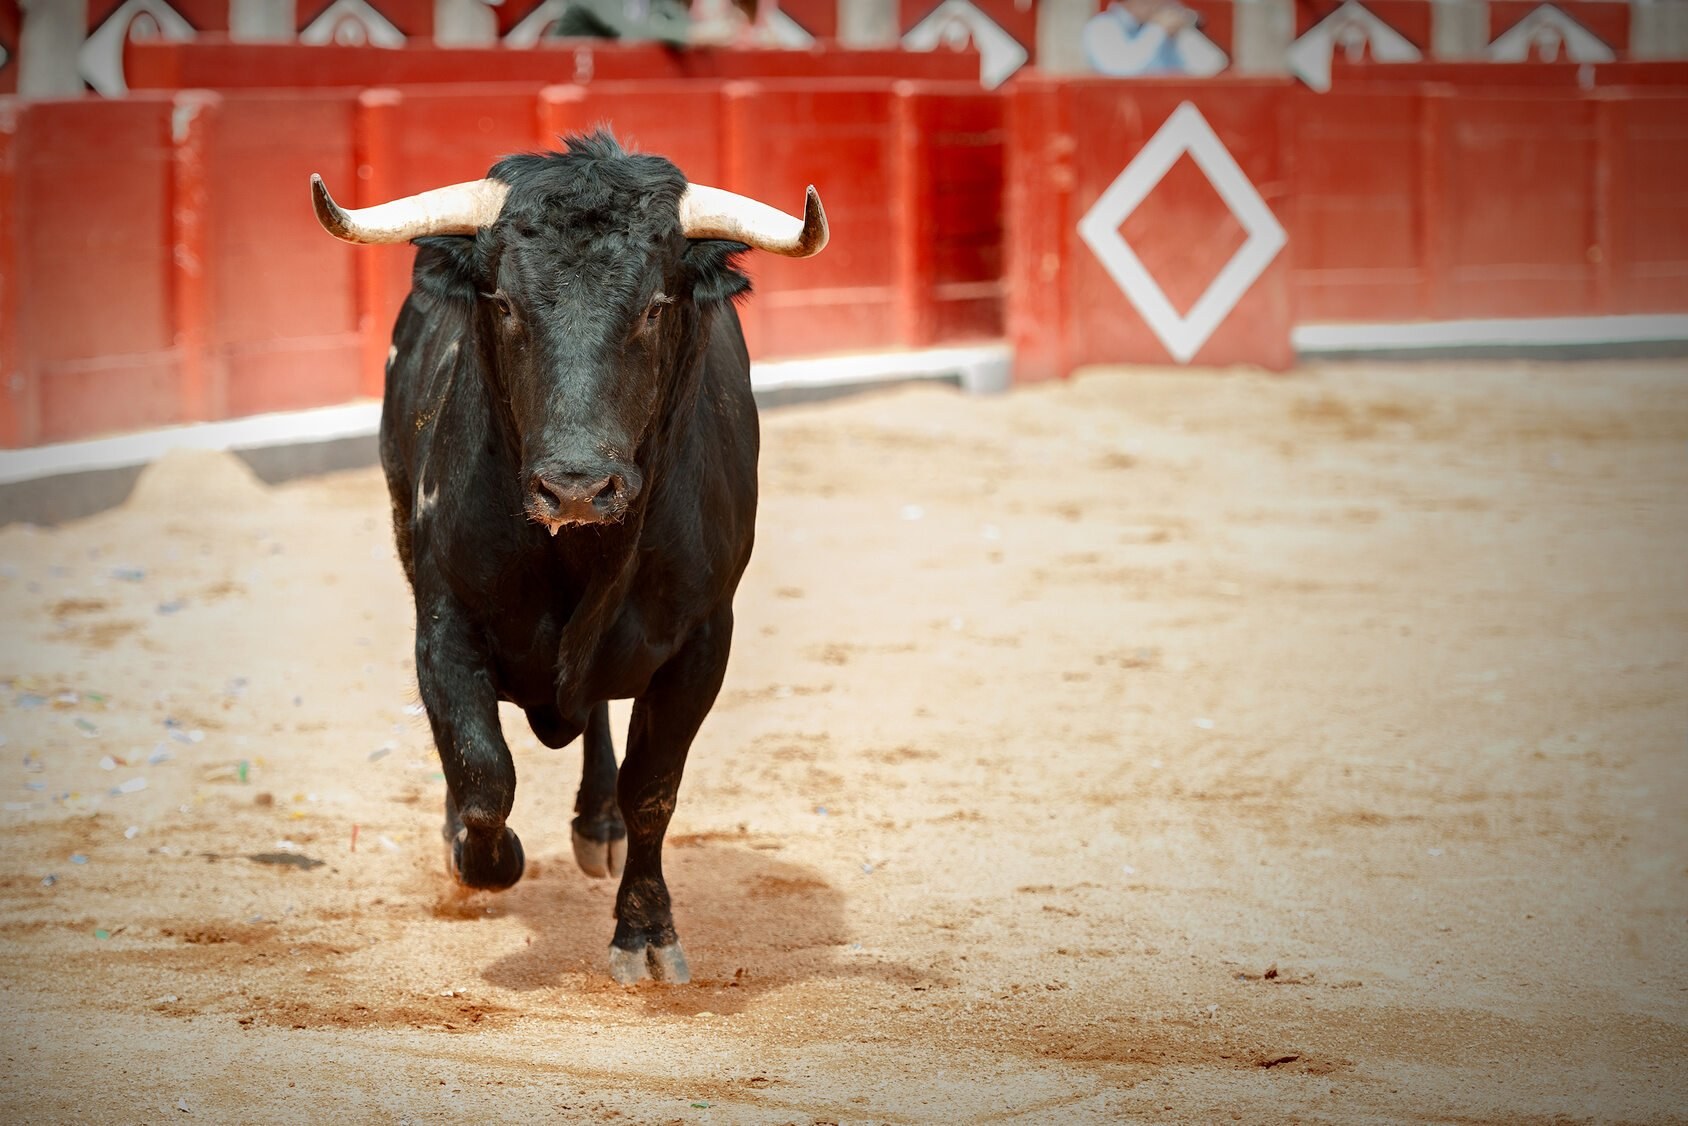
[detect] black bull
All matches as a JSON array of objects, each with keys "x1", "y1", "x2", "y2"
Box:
[{"x1": 311, "y1": 132, "x2": 827, "y2": 984}]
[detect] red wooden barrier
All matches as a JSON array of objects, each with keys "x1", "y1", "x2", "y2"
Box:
[
  {"x1": 0, "y1": 98, "x2": 17, "y2": 446},
  {"x1": 193, "y1": 91, "x2": 365, "y2": 420},
  {"x1": 1287, "y1": 85, "x2": 1421, "y2": 323},
  {"x1": 1290, "y1": 85, "x2": 1688, "y2": 325},
  {"x1": 171, "y1": 91, "x2": 214, "y2": 423},
  {"x1": 1608, "y1": 93, "x2": 1688, "y2": 313},
  {"x1": 5, "y1": 71, "x2": 1687, "y2": 450},
  {"x1": 1009, "y1": 76, "x2": 1295, "y2": 377},
  {"x1": 725, "y1": 80, "x2": 899, "y2": 357},
  {"x1": 9, "y1": 99, "x2": 180, "y2": 444},
  {"x1": 1329, "y1": 60, "x2": 1688, "y2": 87},
  {"x1": 905, "y1": 85, "x2": 1006, "y2": 346},
  {"x1": 0, "y1": 76, "x2": 1006, "y2": 448},
  {"x1": 123, "y1": 37, "x2": 980, "y2": 91},
  {"x1": 1009, "y1": 76, "x2": 1688, "y2": 378}
]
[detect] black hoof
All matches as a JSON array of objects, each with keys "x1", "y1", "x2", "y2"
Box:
[{"x1": 449, "y1": 826, "x2": 525, "y2": 891}]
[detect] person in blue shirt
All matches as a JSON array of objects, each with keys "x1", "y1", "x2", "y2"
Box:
[{"x1": 1083, "y1": 0, "x2": 1203, "y2": 76}]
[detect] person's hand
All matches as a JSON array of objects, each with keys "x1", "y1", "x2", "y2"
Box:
[{"x1": 1149, "y1": 1, "x2": 1197, "y2": 34}]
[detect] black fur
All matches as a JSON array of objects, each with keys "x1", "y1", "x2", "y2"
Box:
[{"x1": 382, "y1": 131, "x2": 760, "y2": 972}]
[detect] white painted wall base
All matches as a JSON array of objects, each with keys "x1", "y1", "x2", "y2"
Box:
[
  {"x1": 0, "y1": 345, "x2": 1014, "y2": 488},
  {"x1": 5, "y1": 319, "x2": 1682, "y2": 489},
  {"x1": 1293, "y1": 314, "x2": 1688, "y2": 352}
]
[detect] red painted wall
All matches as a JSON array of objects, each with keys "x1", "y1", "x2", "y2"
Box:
[
  {"x1": 5, "y1": 65, "x2": 1688, "y2": 449},
  {"x1": 1009, "y1": 77, "x2": 1294, "y2": 378},
  {"x1": 0, "y1": 75, "x2": 1006, "y2": 448}
]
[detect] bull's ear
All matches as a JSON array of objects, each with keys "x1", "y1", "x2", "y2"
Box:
[
  {"x1": 412, "y1": 235, "x2": 482, "y2": 305},
  {"x1": 684, "y1": 240, "x2": 751, "y2": 307}
]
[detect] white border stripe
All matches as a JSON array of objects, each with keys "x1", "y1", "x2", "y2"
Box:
[
  {"x1": 0, "y1": 346, "x2": 1013, "y2": 488},
  {"x1": 751, "y1": 344, "x2": 1011, "y2": 392},
  {"x1": 1294, "y1": 315, "x2": 1688, "y2": 352},
  {"x1": 0, "y1": 401, "x2": 384, "y2": 487}
]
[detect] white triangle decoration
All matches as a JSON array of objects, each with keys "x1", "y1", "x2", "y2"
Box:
[
  {"x1": 80, "y1": 0, "x2": 196, "y2": 96},
  {"x1": 1288, "y1": 0, "x2": 1421, "y2": 93},
  {"x1": 300, "y1": 0, "x2": 407, "y2": 47},
  {"x1": 506, "y1": 0, "x2": 569, "y2": 47},
  {"x1": 1488, "y1": 4, "x2": 1615, "y2": 62},
  {"x1": 764, "y1": 7, "x2": 816, "y2": 48},
  {"x1": 902, "y1": 0, "x2": 1029, "y2": 89}
]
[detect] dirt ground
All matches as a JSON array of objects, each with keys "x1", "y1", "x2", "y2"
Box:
[{"x1": 0, "y1": 360, "x2": 1683, "y2": 1123}]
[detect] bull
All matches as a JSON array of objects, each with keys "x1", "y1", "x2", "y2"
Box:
[{"x1": 310, "y1": 131, "x2": 827, "y2": 983}]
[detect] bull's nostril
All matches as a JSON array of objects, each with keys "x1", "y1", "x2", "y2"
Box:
[
  {"x1": 532, "y1": 474, "x2": 566, "y2": 513},
  {"x1": 592, "y1": 476, "x2": 621, "y2": 511}
]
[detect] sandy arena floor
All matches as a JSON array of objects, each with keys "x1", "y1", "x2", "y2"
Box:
[{"x1": 0, "y1": 360, "x2": 1683, "y2": 1123}]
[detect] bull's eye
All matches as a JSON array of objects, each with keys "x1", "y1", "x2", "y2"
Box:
[
  {"x1": 485, "y1": 290, "x2": 513, "y2": 319},
  {"x1": 643, "y1": 294, "x2": 672, "y2": 332}
]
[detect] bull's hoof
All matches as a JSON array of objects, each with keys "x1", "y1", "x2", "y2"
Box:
[
  {"x1": 608, "y1": 940, "x2": 690, "y2": 986},
  {"x1": 449, "y1": 826, "x2": 525, "y2": 891},
  {"x1": 571, "y1": 825, "x2": 627, "y2": 879}
]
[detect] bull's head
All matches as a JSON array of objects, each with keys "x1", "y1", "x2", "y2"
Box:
[{"x1": 310, "y1": 132, "x2": 827, "y2": 532}]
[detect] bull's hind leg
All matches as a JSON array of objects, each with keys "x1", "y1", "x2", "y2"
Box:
[
  {"x1": 607, "y1": 608, "x2": 733, "y2": 986},
  {"x1": 572, "y1": 701, "x2": 627, "y2": 879},
  {"x1": 523, "y1": 702, "x2": 623, "y2": 875},
  {"x1": 416, "y1": 593, "x2": 524, "y2": 891}
]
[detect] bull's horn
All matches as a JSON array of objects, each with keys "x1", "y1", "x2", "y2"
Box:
[
  {"x1": 679, "y1": 184, "x2": 828, "y2": 257},
  {"x1": 310, "y1": 173, "x2": 510, "y2": 244}
]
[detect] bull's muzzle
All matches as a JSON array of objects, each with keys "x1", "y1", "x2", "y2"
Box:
[{"x1": 528, "y1": 470, "x2": 634, "y2": 532}]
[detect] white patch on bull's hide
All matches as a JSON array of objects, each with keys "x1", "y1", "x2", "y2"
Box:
[
  {"x1": 387, "y1": 344, "x2": 398, "y2": 369},
  {"x1": 300, "y1": 0, "x2": 406, "y2": 48},
  {"x1": 416, "y1": 479, "x2": 440, "y2": 518},
  {"x1": 80, "y1": 0, "x2": 195, "y2": 97}
]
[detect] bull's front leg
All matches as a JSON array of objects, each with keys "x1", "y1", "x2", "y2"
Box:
[
  {"x1": 416, "y1": 592, "x2": 524, "y2": 891},
  {"x1": 607, "y1": 607, "x2": 734, "y2": 985}
]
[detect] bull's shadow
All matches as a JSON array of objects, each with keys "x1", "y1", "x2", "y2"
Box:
[{"x1": 460, "y1": 835, "x2": 937, "y2": 1012}]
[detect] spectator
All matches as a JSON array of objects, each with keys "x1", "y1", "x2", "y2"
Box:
[
  {"x1": 546, "y1": 0, "x2": 759, "y2": 47},
  {"x1": 1083, "y1": 0, "x2": 1208, "y2": 76}
]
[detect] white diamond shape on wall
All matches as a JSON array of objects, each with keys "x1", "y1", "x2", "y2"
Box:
[{"x1": 1077, "y1": 102, "x2": 1287, "y2": 365}]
